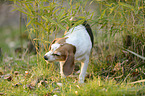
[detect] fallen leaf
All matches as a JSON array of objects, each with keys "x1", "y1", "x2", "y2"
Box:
[
  {"x1": 0, "y1": 67, "x2": 4, "y2": 75},
  {"x1": 75, "y1": 91, "x2": 78, "y2": 95},
  {"x1": 25, "y1": 71, "x2": 29, "y2": 75},
  {"x1": 113, "y1": 63, "x2": 122, "y2": 71},
  {"x1": 85, "y1": 73, "x2": 93, "y2": 79},
  {"x1": 23, "y1": 84, "x2": 35, "y2": 90},
  {"x1": 14, "y1": 71, "x2": 19, "y2": 76},
  {"x1": 15, "y1": 47, "x2": 23, "y2": 53},
  {"x1": 53, "y1": 88, "x2": 60, "y2": 93},
  {"x1": 25, "y1": 71, "x2": 31, "y2": 78},
  {"x1": 106, "y1": 55, "x2": 112, "y2": 65},
  {"x1": 132, "y1": 72, "x2": 139, "y2": 76},
  {"x1": 0, "y1": 71, "x2": 4, "y2": 75},
  {"x1": 0, "y1": 93, "x2": 6, "y2": 95},
  {"x1": 29, "y1": 93, "x2": 38, "y2": 96},
  {"x1": 30, "y1": 79, "x2": 39, "y2": 87},
  {"x1": 57, "y1": 83, "x2": 63, "y2": 87},
  {"x1": 13, "y1": 82, "x2": 22, "y2": 87},
  {"x1": 38, "y1": 80, "x2": 48, "y2": 87},
  {"x1": 44, "y1": 92, "x2": 53, "y2": 96},
  {"x1": 4, "y1": 74, "x2": 12, "y2": 81},
  {"x1": 38, "y1": 83, "x2": 41, "y2": 88},
  {"x1": 27, "y1": 84, "x2": 35, "y2": 90},
  {"x1": 76, "y1": 85, "x2": 80, "y2": 89},
  {"x1": 101, "y1": 88, "x2": 107, "y2": 92}
]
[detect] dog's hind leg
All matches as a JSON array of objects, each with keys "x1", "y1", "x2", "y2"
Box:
[{"x1": 79, "y1": 57, "x2": 89, "y2": 83}]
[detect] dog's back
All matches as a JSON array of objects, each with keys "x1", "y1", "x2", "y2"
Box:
[{"x1": 65, "y1": 23, "x2": 93, "y2": 61}]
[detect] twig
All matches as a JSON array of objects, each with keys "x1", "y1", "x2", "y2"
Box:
[
  {"x1": 114, "y1": 74, "x2": 124, "y2": 79},
  {"x1": 126, "y1": 49, "x2": 145, "y2": 60},
  {"x1": 129, "y1": 79, "x2": 145, "y2": 84},
  {"x1": 123, "y1": 73, "x2": 130, "y2": 82},
  {"x1": 22, "y1": 48, "x2": 28, "y2": 59}
]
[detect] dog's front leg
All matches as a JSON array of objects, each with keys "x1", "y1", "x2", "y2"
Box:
[
  {"x1": 59, "y1": 61, "x2": 66, "y2": 78},
  {"x1": 79, "y1": 57, "x2": 89, "y2": 83}
]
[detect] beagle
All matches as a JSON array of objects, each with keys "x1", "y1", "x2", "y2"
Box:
[{"x1": 44, "y1": 21, "x2": 94, "y2": 83}]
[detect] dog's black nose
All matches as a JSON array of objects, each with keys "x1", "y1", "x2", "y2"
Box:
[{"x1": 44, "y1": 55, "x2": 48, "y2": 60}]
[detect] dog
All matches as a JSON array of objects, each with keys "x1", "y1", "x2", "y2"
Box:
[{"x1": 44, "y1": 21, "x2": 94, "y2": 83}]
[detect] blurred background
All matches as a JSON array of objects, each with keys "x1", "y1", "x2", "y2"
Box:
[
  {"x1": 0, "y1": 0, "x2": 26, "y2": 56},
  {"x1": 0, "y1": 0, "x2": 144, "y2": 83}
]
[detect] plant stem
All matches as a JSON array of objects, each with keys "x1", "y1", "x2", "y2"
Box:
[{"x1": 20, "y1": 9, "x2": 23, "y2": 55}]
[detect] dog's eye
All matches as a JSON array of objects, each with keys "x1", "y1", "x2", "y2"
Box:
[{"x1": 52, "y1": 53, "x2": 60, "y2": 56}]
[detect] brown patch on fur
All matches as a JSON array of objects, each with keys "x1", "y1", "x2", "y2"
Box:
[
  {"x1": 55, "y1": 37, "x2": 68, "y2": 44},
  {"x1": 49, "y1": 37, "x2": 68, "y2": 50}
]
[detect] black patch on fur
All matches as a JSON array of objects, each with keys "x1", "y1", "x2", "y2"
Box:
[{"x1": 82, "y1": 21, "x2": 94, "y2": 47}]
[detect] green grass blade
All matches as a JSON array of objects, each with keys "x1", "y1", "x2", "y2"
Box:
[
  {"x1": 119, "y1": 2, "x2": 135, "y2": 11},
  {"x1": 42, "y1": 16, "x2": 67, "y2": 31}
]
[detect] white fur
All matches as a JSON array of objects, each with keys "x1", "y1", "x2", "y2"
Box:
[
  {"x1": 44, "y1": 43, "x2": 61, "y2": 61},
  {"x1": 45, "y1": 24, "x2": 92, "y2": 83},
  {"x1": 65, "y1": 24, "x2": 92, "y2": 61},
  {"x1": 65, "y1": 24, "x2": 92, "y2": 83}
]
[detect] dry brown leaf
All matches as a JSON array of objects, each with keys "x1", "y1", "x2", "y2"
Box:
[
  {"x1": 113, "y1": 63, "x2": 122, "y2": 71},
  {"x1": 23, "y1": 84, "x2": 35, "y2": 90},
  {"x1": 44, "y1": 92, "x2": 53, "y2": 96},
  {"x1": 30, "y1": 79, "x2": 39, "y2": 87},
  {"x1": 38, "y1": 80, "x2": 48, "y2": 87},
  {"x1": 4, "y1": 74, "x2": 12, "y2": 81},
  {"x1": 13, "y1": 82, "x2": 22, "y2": 87},
  {"x1": 14, "y1": 71, "x2": 19, "y2": 76},
  {"x1": 0, "y1": 93, "x2": 6, "y2": 95},
  {"x1": 0, "y1": 71, "x2": 4, "y2": 75}
]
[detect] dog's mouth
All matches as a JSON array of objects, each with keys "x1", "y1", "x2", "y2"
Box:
[{"x1": 44, "y1": 60, "x2": 53, "y2": 63}]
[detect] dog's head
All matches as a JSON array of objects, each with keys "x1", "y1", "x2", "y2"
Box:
[{"x1": 44, "y1": 38, "x2": 76, "y2": 76}]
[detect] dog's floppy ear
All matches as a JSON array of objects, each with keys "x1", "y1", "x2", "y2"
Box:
[
  {"x1": 63, "y1": 50, "x2": 75, "y2": 76},
  {"x1": 54, "y1": 43, "x2": 76, "y2": 76},
  {"x1": 49, "y1": 38, "x2": 58, "y2": 50}
]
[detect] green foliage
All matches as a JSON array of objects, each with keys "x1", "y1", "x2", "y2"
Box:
[
  {"x1": 12, "y1": 0, "x2": 94, "y2": 61},
  {"x1": 91, "y1": 0, "x2": 144, "y2": 81},
  {"x1": 13, "y1": 0, "x2": 93, "y2": 37},
  {"x1": 0, "y1": 0, "x2": 145, "y2": 95}
]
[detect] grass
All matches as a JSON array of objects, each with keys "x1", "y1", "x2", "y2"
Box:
[
  {"x1": 0, "y1": 57, "x2": 145, "y2": 96},
  {"x1": 0, "y1": 27, "x2": 145, "y2": 96},
  {"x1": 0, "y1": 55, "x2": 145, "y2": 96},
  {"x1": 0, "y1": 0, "x2": 145, "y2": 95}
]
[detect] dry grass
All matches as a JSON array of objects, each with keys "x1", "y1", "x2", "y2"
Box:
[{"x1": 0, "y1": 0, "x2": 145, "y2": 95}]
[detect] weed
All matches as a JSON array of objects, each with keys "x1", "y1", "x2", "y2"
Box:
[{"x1": 0, "y1": 0, "x2": 145, "y2": 95}]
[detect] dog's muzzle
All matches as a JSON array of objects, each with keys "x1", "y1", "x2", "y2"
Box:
[{"x1": 44, "y1": 55, "x2": 48, "y2": 60}]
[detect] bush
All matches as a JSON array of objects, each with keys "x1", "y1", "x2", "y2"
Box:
[{"x1": 13, "y1": 0, "x2": 144, "y2": 84}]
